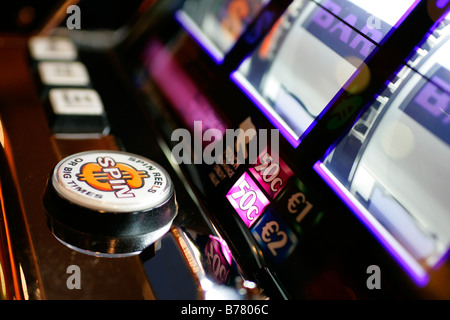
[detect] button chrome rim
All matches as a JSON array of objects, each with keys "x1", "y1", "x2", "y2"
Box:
[{"x1": 44, "y1": 150, "x2": 177, "y2": 256}]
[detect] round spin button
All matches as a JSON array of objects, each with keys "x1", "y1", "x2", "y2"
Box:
[{"x1": 43, "y1": 150, "x2": 177, "y2": 257}]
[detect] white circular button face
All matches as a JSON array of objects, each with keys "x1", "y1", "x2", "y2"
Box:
[{"x1": 52, "y1": 151, "x2": 173, "y2": 213}]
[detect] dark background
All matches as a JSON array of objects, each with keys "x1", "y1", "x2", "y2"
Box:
[{"x1": 0, "y1": 1, "x2": 144, "y2": 33}]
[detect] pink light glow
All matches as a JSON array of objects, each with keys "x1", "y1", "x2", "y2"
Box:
[{"x1": 226, "y1": 172, "x2": 270, "y2": 228}]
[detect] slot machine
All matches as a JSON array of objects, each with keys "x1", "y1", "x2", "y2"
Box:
[{"x1": 0, "y1": 0, "x2": 449, "y2": 300}]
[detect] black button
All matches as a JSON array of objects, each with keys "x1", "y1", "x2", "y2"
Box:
[{"x1": 43, "y1": 150, "x2": 178, "y2": 257}]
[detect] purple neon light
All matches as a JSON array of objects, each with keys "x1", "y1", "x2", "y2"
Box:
[
  {"x1": 175, "y1": 10, "x2": 224, "y2": 64},
  {"x1": 382, "y1": 0, "x2": 422, "y2": 44},
  {"x1": 437, "y1": 0, "x2": 450, "y2": 9},
  {"x1": 231, "y1": 72, "x2": 301, "y2": 148},
  {"x1": 395, "y1": 0, "x2": 450, "y2": 55},
  {"x1": 313, "y1": 161, "x2": 429, "y2": 287}
]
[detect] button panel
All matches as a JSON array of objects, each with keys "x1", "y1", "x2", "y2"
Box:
[
  {"x1": 29, "y1": 36, "x2": 110, "y2": 134},
  {"x1": 226, "y1": 145, "x2": 324, "y2": 264}
]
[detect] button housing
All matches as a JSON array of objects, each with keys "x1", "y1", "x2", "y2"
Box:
[
  {"x1": 43, "y1": 150, "x2": 177, "y2": 257},
  {"x1": 45, "y1": 88, "x2": 109, "y2": 134}
]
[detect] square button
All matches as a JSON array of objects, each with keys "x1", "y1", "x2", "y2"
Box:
[
  {"x1": 273, "y1": 178, "x2": 324, "y2": 237},
  {"x1": 46, "y1": 89, "x2": 109, "y2": 134},
  {"x1": 226, "y1": 172, "x2": 269, "y2": 228},
  {"x1": 249, "y1": 148, "x2": 294, "y2": 200},
  {"x1": 38, "y1": 61, "x2": 90, "y2": 86},
  {"x1": 29, "y1": 36, "x2": 78, "y2": 61},
  {"x1": 49, "y1": 89, "x2": 104, "y2": 115},
  {"x1": 251, "y1": 209, "x2": 298, "y2": 262}
]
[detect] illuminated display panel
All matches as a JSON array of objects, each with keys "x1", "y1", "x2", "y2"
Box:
[
  {"x1": 177, "y1": 0, "x2": 269, "y2": 63},
  {"x1": 232, "y1": 0, "x2": 418, "y2": 147},
  {"x1": 314, "y1": 19, "x2": 450, "y2": 286}
]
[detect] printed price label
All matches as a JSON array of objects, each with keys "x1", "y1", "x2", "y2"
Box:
[
  {"x1": 251, "y1": 209, "x2": 298, "y2": 261},
  {"x1": 226, "y1": 172, "x2": 269, "y2": 227},
  {"x1": 249, "y1": 148, "x2": 293, "y2": 199}
]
